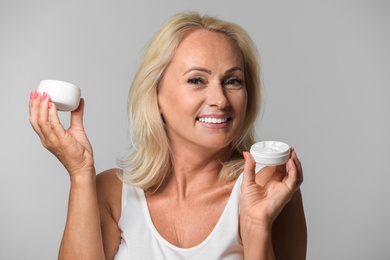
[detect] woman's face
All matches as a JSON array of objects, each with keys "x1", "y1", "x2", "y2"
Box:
[{"x1": 158, "y1": 29, "x2": 247, "y2": 154}]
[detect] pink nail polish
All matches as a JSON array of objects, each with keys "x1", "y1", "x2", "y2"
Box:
[
  {"x1": 33, "y1": 91, "x2": 39, "y2": 99},
  {"x1": 30, "y1": 91, "x2": 34, "y2": 100},
  {"x1": 42, "y1": 92, "x2": 48, "y2": 100},
  {"x1": 243, "y1": 152, "x2": 247, "y2": 161},
  {"x1": 48, "y1": 102, "x2": 53, "y2": 109}
]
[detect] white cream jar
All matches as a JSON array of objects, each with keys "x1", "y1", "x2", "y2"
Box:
[
  {"x1": 37, "y1": 80, "x2": 81, "y2": 111},
  {"x1": 250, "y1": 141, "x2": 291, "y2": 171}
]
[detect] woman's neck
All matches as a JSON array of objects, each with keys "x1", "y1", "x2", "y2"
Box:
[{"x1": 163, "y1": 145, "x2": 231, "y2": 199}]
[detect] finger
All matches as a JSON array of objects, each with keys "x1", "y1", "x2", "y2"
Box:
[
  {"x1": 291, "y1": 148, "x2": 303, "y2": 185},
  {"x1": 29, "y1": 91, "x2": 43, "y2": 136},
  {"x1": 37, "y1": 92, "x2": 56, "y2": 139},
  {"x1": 288, "y1": 148, "x2": 302, "y2": 177},
  {"x1": 284, "y1": 157, "x2": 298, "y2": 191},
  {"x1": 47, "y1": 101, "x2": 66, "y2": 137},
  {"x1": 292, "y1": 148, "x2": 302, "y2": 173},
  {"x1": 33, "y1": 91, "x2": 52, "y2": 139},
  {"x1": 241, "y1": 152, "x2": 257, "y2": 189},
  {"x1": 48, "y1": 101, "x2": 60, "y2": 124},
  {"x1": 273, "y1": 148, "x2": 290, "y2": 181},
  {"x1": 37, "y1": 93, "x2": 68, "y2": 152},
  {"x1": 284, "y1": 151, "x2": 304, "y2": 192},
  {"x1": 37, "y1": 91, "x2": 50, "y2": 124},
  {"x1": 70, "y1": 98, "x2": 85, "y2": 130}
]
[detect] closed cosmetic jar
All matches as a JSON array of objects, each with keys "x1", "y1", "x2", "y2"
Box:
[{"x1": 37, "y1": 80, "x2": 81, "y2": 111}]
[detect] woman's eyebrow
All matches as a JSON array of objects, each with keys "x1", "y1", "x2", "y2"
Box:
[
  {"x1": 183, "y1": 66, "x2": 243, "y2": 76},
  {"x1": 225, "y1": 66, "x2": 244, "y2": 74},
  {"x1": 183, "y1": 67, "x2": 212, "y2": 76}
]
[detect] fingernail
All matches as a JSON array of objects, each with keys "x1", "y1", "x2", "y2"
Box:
[
  {"x1": 33, "y1": 91, "x2": 39, "y2": 99},
  {"x1": 243, "y1": 152, "x2": 247, "y2": 160},
  {"x1": 30, "y1": 91, "x2": 34, "y2": 100},
  {"x1": 48, "y1": 102, "x2": 53, "y2": 109},
  {"x1": 42, "y1": 92, "x2": 48, "y2": 100}
]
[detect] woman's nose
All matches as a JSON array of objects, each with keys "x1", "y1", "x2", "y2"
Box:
[{"x1": 207, "y1": 82, "x2": 229, "y2": 109}]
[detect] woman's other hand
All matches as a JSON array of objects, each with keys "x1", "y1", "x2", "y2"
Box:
[
  {"x1": 29, "y1": 91, "x2": 94, "y2": 177},
  {"x1": 240, "y1": 148, "x2": 303, "y2": 231}
]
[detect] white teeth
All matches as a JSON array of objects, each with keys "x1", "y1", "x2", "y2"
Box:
[{"x1": 198, "y1": 117, "x2": 228, "y2": 124}]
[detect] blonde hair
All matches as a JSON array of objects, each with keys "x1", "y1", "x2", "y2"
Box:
[{"x1": 118, "y1": 12, "x2": 261, "y2": 190}]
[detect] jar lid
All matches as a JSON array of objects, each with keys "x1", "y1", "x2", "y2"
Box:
[
  {"x1": 37, "y1": 80, "x2": 81, "y2": 111},
  {"x1": 39, "y1": 80, "x2": 80, "y2": 93}
]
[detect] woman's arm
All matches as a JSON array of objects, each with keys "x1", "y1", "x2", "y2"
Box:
[
  {"x1": 252, "y1": 155, "x2": 307, "y2": 259},
  {"x1": 59, "y1": 171, "x2": 105, "y2": 260},
  {"x1": 240, "y1": 190, "x2": 307, "y2": 260},
  {"x1": 240, "y1": 149, "x2": 304, "y2": 259},
  {"x1": 59, "y1": 169, "x2": 122, "y2": 260},
  {"x1": 29, "y1": 92, "x2": 105, "y2": 259},
  {"x1": 240, "y1": 215, "x2": 276, "y2": 259}
]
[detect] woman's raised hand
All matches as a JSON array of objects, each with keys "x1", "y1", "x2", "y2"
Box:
[
  {"x1": 29, "y1": 91, "x2": 95, "y2": 177},
  {"x1": 240, "y1": 148, "x2": 303, "y2": 230}
]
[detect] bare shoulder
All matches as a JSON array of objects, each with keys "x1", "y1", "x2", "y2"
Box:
[
  {"x1": 96, "y1": 168, "x2": 123, "y2": 191},
  {"x1": 96, "y1": 168, "x2": 123, "y2": 259},
  {"x1": 96, "y1": 168, "x2": 123, "y2": 222}
]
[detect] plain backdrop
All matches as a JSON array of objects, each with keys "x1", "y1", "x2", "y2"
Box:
[{"x1": 1, "y1": 0, "x2": 389, "y2": 259}]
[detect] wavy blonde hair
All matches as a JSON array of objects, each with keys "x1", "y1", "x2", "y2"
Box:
[{"x1": 118, "y1": 12, "x2": 261, "y2": 191}]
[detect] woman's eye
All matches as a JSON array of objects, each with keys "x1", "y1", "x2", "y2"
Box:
[
  {"x1": 225, "y1": 78, "x2": 243, "y2": 86},
  {"x1": 188, "y1": 78, "x2": 204, "y2": 85}
]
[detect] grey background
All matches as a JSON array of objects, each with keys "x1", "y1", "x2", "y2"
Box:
[{"x1": 1, "y1": 0, "x2": 389, "y2": 259}]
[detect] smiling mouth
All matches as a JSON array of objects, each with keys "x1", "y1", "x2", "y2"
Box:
[{"x1": 197, "y1": 117, "x2": 230, "y2": 124}]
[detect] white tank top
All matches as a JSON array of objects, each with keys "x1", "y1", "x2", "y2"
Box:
[{"x1": 114, "y1": 174, "x2": 244, "y2": 260}]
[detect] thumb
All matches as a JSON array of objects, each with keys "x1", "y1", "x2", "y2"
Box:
[
  {"x1": 241, "y1": 152, "x2": 257, "y2": 189},
  {"x1": 70, "y1": 98, "x2": 85, "y2": 129}
]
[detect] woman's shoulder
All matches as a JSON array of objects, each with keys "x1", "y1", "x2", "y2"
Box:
[
  {"x1": 96, "y1": 169, "x2": 123, "y2": 257},
  {"x1": 96, "y1": 168, "x2": 123, "y2": 194},
  {"x1": 96, "y1": 168, "x2": 123, "y2": 221},
  {"x1": 97, "y1": 168, "x2": 122, "y2": 185}
]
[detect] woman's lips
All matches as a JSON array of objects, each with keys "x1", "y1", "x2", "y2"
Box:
[
  {"x1": 196, "y1": 115, "x2": 231, "y2": 129},
  {"x1": 197, "y1": 117, "x2": 229, "y2": 124}
]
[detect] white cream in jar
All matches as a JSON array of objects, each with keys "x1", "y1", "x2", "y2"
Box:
[{"x1": 250, "y1": 141, "x2": 291, "y2": 172}]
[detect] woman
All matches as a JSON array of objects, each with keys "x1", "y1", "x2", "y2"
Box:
[{"x1": 29, "y1": 12, "x2": 306, "y2": 259}]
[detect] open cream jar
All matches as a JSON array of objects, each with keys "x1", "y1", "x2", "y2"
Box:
[
  {"x1": 37, "y1": 80, "x2": 81, "y2": 111},
  {"x1": 250, "y1": 141, "x2": 291, "y2": 171}
]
